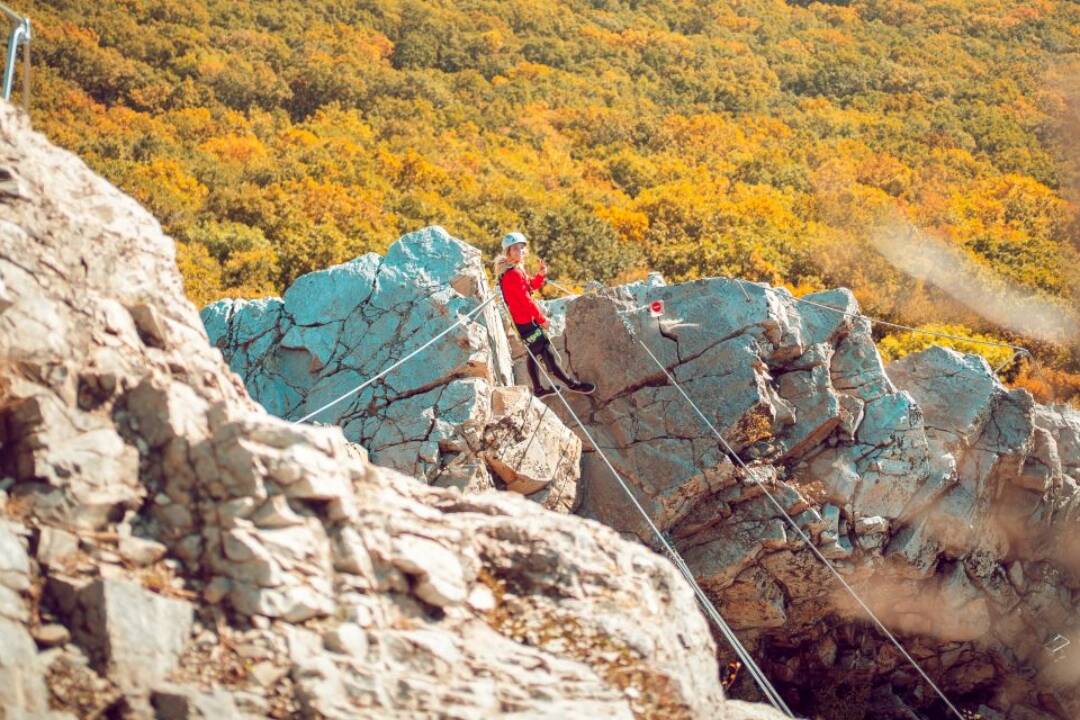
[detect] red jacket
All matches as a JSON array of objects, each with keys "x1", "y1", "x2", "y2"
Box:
[{"x1": 497, "y1": 260, "x2": 547, "y2": 325}]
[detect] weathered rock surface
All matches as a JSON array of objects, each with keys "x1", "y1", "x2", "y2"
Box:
[
  {"x1": 151, "y1": 685, "x2": 243, "y2": 720},
  {"x1": 0, "y1": 102, "x2": 729, "y2": 718},
  {"x1": 54, "y1": 577, "x2": 194, "y2": 692},
  {"x1": 206, "y1": 230, "x2": 1080, "y2": 719},
  {"x1": 199, "y1": 217, "x2": 1080, "y2": 713},
  {"x1": 476, "y1": 385, "x2": 582, "y2": 509},
  {"x1": 535, "y1": 278, "x2": 1080, "y2": 719},
  {"x1": 0, "y1": 521, "x2": 60, "y2": 718},
  {"x1": 7, "y1": 90, "x2": 1080, "y2": 720},
  {"x1": 202, "y1": 226, "x2": 581, "y2": 512}
]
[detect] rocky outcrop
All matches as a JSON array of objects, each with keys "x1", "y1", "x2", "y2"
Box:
[
  {"x1": 202, "y1": 226, "x2": 581, "y2": 512},
  {"x1": 540, "y1": 278, "x2": 1080, "y2": 719},
  {"x1": 199, "y1": 228, "x2": 1080, "y2": 713},
  {"x1": 0, "y1": 103, "x2": 728, "y2": 718}
]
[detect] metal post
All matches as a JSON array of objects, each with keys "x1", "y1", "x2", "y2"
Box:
[
  {"x1": 21, "y1": 17, "x2": 28, "y2": 112},
  {"x1": 0, "y1": 2, "x2": 30, "y2": 110},
  {"x1": 3, "y1": 23, "x2": 23, "y2": 99}
]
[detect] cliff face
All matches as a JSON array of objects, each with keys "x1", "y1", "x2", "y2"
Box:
[
  {"x1": 210, "y1": 232, "x2": 1080, "y2": 718},
  {"x1": 544, "y1": 278, "x2": 1080, "y2": 719},
  {"x1": 0, "y1": 103, "x2": 734, "y2": 719},
  {"x1": 201, "y1": 228, "x2": 581, "y2": 513}
]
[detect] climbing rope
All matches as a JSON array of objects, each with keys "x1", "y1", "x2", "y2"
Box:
[
  {"x1": 284, "y1": 266, "x2": 991, "y2": 717},
  {"x1": 548, "y1": 275, "x2": 973, "y2": 716},
  {"x1": 543, "y1": 279, "x2": 578, "y2": 296},
  {"x1": 491, "y1": 297, "x2": 795, "y2": 717},
  {"x1": 742, "y1": 281, "x2": 1029, "y2": 354},
  {"x1": 286, "y1": 273, "x2": 790, "y2": 710},
  {"x1": 545, "y1": 276, "x2": 1030, "y2": 357},
  {"x1": 545, "y1": 275, "x2": 979, "y2": 716},
  {"x1": 293, "y1": 295, "x2": 496, "y2": 425},
  {"x1": 625, "y1": 319, "x2": 968, "y2": 720},
  {"x1": 504, "y1": 395, "x2": 576, "y2": 485}
]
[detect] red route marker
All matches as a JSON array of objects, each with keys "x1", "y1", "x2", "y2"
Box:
[{"x1": 649, "y1": 300, "x2": 664, "y2": 317}]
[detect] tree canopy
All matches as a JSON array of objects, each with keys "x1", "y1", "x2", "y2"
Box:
[{"x1": 10, "y1": 0, "x2": 1080, "y2": 402}]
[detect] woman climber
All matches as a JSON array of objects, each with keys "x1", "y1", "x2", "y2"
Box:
[{"x1": 494, "y1": 232, "x2": 595, "y2": 398}]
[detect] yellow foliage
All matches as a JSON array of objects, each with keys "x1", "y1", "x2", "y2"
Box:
[
  {"x1": 507, "y1": 62, "x2": 553, "y2": 80},
  {"x1": 175, "y1": 241, "x2": 222, "y2": 308},
  {"x1": 166, "y1": 107, "x2": 217, "y2": 143},
  {"x1": 199, "y1": 135, "x2": 269, "y2": 163},
  {"x1": 877, "y1": 324, "x2": 1015, "y2": 371},
  {"x1": 596, "y1": 206, "x2": 648, "y2": 246},
  {"x1": 267, "y1": 178, "x2": 387, "y2": 239},
  {"x1": 948, "y1": 174, "x2": 1068, "y2": 241},
  {"x1": 786, "y1": 278, "x2": 827, "y2": 296},
  {"x1": 223, "y1": 245, "x2": 280, "y2": 298},
  {"x1": 1012, "y1": 362, "x2": 1080, "y2": 407},
  {"x1": 126, "y1": 159, "x2": 208, "y2": 229},
  {"x1": 21, "y1": 0, "x2": 1080, "y2": 380},
  {"x1": 282, "y1": 128, "x2": 319, "y2": 147}
]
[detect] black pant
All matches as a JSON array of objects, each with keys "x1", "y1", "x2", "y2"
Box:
[{"x1": 515, "y1": 322, "x2": 575, "y2": 389}]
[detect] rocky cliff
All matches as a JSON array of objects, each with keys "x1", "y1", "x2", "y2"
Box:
[
  {"x1": 201, "y1": 228, "x2": 580, "y2": 513},
  {"x1": 543, "y1": 277, "x2": 1080, "y2": 719},
  {"x1": 0, "y1": 102, "x2": 754, "y2": 719},
  {"x1": 208, "y1": 230, "x2": 1080, "y2": 716}
]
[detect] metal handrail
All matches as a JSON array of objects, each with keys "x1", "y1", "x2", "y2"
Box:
[{"x1": 0, "y1": 1, "x2": 30, "y2": 112}]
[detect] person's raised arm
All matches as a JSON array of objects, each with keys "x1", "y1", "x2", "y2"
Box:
[{"x1": 530, "y1": 258, "x2": 548, "y2": 291}]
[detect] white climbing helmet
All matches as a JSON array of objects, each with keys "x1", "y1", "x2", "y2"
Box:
[{"x1": 501, "y1": 231, "x2": 527, "y2": 251}]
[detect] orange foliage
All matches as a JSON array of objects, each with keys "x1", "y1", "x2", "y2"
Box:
[
  {"x1": 19, "y1": 0, "x2": 1080, "y2": 378},
  {"x1": 1012, "y1": 363, "x2": 1080, "y2": 407}
]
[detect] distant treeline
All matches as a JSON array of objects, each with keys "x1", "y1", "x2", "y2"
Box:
[{"x1": 13, "y1": 0, "x2": 1080, "y2": 402}]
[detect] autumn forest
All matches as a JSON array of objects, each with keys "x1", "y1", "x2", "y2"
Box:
[{"x1": 10, "y1": 0, "x2": 1080, "y2": 403}]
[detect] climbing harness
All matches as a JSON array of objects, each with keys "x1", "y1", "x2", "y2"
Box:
[
  {"x1": 521, "y1": 325, "x2": 545, "y2": 347},
  {"x1": 490, "y1": 295, "x2": 796, "y2": 717},
  {"x1": 293, "y1": 295, "x2": 496, "y2": 425},
  {"x1": 621, "y1": 311, "x2": 968, "y2": 720},
  {"x1": 1, "y1": 1, "x2": 30, "y2": 111}
]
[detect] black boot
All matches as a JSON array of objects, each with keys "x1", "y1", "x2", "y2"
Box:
[
  {"x1": 567, "y1": 381, "x2": 595, "y2": 395},
  {"x1": 533, "y1": 386, "x2": 556, "y2": 399}
]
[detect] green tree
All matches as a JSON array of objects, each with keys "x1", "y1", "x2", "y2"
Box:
[{"x1": 522, "y1": 204, "x2": 642, "y2": 284}]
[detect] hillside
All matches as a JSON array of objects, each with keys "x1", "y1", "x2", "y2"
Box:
[{"x1": 8, "y1": 0, "x2": 1080, "y2": 400}]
